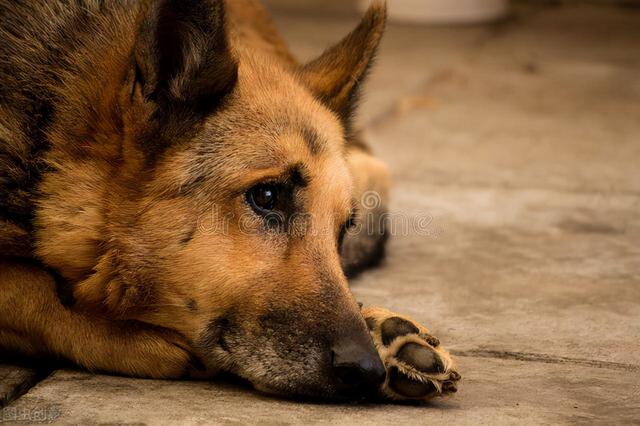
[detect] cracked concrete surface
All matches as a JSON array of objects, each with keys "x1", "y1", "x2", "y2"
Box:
[
  {"x1": 2, "y1": 2, "x2": 639, "y2": 424},
  {"x1": 0, "y1": 365, "x2": 47, "y2": 409}
]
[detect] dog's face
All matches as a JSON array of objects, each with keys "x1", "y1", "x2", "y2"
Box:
[
  {"x1": 141, "y1": 62, "x2": 372, "y2": 397},
  {"x1": 69, "y1": 0, "x2": 387, "y2": 398}
]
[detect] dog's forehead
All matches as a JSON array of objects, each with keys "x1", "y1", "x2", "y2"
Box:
[
  {"x1": 233, "y1": 57, "x2": 346, "y2": 151},
  {"x1": 195, "y1": 58, "x2": 351, "y2": 176}
]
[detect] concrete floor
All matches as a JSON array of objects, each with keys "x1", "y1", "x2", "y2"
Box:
[{"x1": 2, "y1": 2, "x2": 640, "y2": 424}]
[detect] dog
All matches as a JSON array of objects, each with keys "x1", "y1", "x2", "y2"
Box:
[{"x1": 0, "y1": 0, "x2": 460, "y2": 401}]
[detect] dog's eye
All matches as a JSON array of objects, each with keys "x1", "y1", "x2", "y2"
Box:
[
  {"x1": 338, "y1": 211, "x2": 358, "y2": 251},
  {"x1": 246, "y1": 184, "x2": 279, "y2": 214}
]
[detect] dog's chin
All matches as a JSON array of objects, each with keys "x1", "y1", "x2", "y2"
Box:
[
  {"x1": 251, "y1": 382, "x2": 319, "y2": 400},
  {"x1": 246, "y1": 367, "x2": 381, "y2": 403},
  {"x1": 230, "y1": 361, "x2": 344, "y2": 401},
  {"x1": 236, "y1": 367, "x2": 329, "y2": 400},
  {"x1": 252, "y1": 380, "x2": 380, "y2": 403},
  {"x1": 251, "y1": 379, "x2": 346, "y2": 402}
]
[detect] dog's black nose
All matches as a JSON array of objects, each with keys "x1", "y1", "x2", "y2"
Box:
[{"x1": 331, "y1": 339, "x2": 386, "y2": 395}]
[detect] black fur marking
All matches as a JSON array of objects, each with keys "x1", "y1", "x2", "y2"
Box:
[
  {"x1": 286, "y1": 163, "x2": 311, "y2": 188},
  {"x1": 381, "y1": 317, "x2": 419, "y2": 346},
  {"x1": 180, "y1": 226, "x2": 196, "y2": 245},
  {"x1": 0, "y1": 98, "x2": 55, "y2": 233},
  {"x1": 186, "y1": 298, "x2": 198, "y2": 312},
  {"x1": 200, "y1": 317, "x2": 231, "y2": 353},
  {"x1": 300, "y1": 126, "x2": 324, "y2": 155}
]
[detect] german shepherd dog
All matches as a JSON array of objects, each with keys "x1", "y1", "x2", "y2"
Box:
[{"x1": 0, "y1": 0, "x2": 460, "y2": 401}]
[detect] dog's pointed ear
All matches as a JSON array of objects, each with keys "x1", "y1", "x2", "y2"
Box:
[
  {"x1": 298, "y1": 1, "x2": 386, "y2": 134},
  {"x1": 134, "y1": 0, "x2": 238, "y2": 113}
]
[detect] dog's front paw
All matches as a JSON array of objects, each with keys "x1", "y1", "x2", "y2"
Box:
[{"x1": 362, "y1": 307, "x2": 461, "y2": 401}]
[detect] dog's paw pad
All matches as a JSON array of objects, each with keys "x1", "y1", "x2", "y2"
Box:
[
  {"x1": 388, "y1": 366, "x2": 437, "y2": 398},
  {"x1": 396, "y1": 342, "x2": 445, "y2": 374},
  {"x1": 380, "y1": 317, "x2": 419, "y2": 345},
  {"x1": 362, "y1": 307, "x2": 461, "y2": 402}
]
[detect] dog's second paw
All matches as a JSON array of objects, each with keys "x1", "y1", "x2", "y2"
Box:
[{"x1": 362, "y1": 307, "x2": 461, "y2": 401}]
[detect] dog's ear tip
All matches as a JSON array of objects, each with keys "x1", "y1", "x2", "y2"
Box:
[
  {"x1": 367, "y1": 0, "x2": 388, "y2": 21},
  {"x1": 361, "y1": 2, "x2": 388, "y2": 51},
  {"x1": 362, "y1": 0, "x2": 388, "y2": 31},
  {"x1": 298, "y1": 0, "x2": 387, "y2": 131}
]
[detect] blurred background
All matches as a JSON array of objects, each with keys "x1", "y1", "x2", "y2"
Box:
[{"x1": 258, "y1": 0, "x2": 640, "y2": 421}]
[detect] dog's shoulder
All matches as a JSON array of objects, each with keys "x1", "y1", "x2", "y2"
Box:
[{"x1": 0, "y1": 0, "x2": 138, "y2": 244}]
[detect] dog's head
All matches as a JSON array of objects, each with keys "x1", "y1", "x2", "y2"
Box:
[{"x1": 69, "y1": 0, "x2": 388, "y2": 399}]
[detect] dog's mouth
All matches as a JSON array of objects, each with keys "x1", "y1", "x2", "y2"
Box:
[
  {"x1": 192, "y1": 311, "x2": 385, "y2": 401},
  {"x1": 245, "y1": 358, "x2": 383, "y2": 403}
]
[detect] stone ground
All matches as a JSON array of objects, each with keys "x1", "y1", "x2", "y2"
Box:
[{"x1": 2, "y1": 2, "x2": 640, "y2": 425}]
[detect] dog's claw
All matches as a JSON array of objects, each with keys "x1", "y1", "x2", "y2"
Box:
[
  {"x1": 420, "y1": 333, "x2": 440, "y2": 348},
  {"x1": 442, "y1": 380, "x2": 458, "y2": 393},
  {"x1": 362, "y1": 307, "x2": 461, "y2": 402}
]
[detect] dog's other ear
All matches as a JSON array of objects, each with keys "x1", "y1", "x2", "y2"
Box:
[
  {"x1": 134, "y1": 0, "x2": 238, "y2": 113},
  {"x1": 299, "y1": 1, "x2": 386, "y2": 135}
]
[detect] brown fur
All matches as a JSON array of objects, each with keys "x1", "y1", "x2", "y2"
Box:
[{"x1": 0, "y1": 0, "x2": 458, "y2": 400}]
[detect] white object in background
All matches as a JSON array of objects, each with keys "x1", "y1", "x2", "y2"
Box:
[{"x1": 360, "y1": 0, "x2": 509, "y2": 24}]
